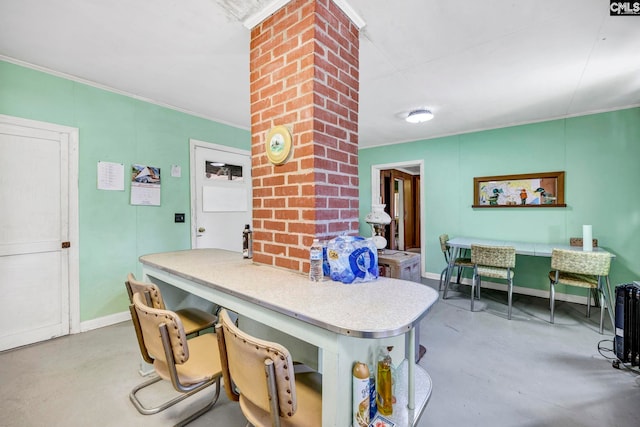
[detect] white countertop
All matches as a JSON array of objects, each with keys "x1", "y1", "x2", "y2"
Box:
[{"x1": 140, "y1": 249, "x2": 439, "y2": 338}]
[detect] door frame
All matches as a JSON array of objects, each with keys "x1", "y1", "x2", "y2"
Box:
[
  {"x1": 0, "y1": 114, "x2": 80, "y2": 334},
  {"x1": 189, "y1": 139, "x2": 251, "y2": 248},
  {"x1": 371, "y1": 160, "x2": 425, "y2": 276}
]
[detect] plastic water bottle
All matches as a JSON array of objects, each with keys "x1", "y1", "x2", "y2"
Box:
[{"x1": 309, "y1": 239, "x2": 323, "y2": 282}]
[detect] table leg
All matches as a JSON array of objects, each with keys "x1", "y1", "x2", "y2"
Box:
[
  {"x1": 442, "y1": 247, "x2": 459, "y2": 299},
  {"x1": 407, "y1": 327, "x2": 415, "y2": 410},
  {"x1": 600, "y1": 276, "x2": 615, "y2": 334}
]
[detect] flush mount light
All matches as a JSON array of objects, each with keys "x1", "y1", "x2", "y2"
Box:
[{"x1": 405, "y1": 109, "x2": 434, "y2": 123}]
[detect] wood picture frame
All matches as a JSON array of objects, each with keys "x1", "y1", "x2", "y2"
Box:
[{"x1": 473, "y1": 171, "x2": 566, "y2": 208}]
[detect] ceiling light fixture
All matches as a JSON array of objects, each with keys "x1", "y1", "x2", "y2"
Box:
[{"x1": 405, "y1": 109, "x2": 434, "y2": 123}]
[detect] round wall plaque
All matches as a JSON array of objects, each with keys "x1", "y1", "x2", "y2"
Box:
[{"x1": 265, "y1": 125, "x2": 293, "y2": 165}]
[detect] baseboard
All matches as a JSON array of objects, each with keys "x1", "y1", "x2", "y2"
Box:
[
  {"x1": 79, "y1": 310, "x2": 130, "y2": 333},
  {"x1": 422, "y1": 272, "x2": 590, "y2": 305}
]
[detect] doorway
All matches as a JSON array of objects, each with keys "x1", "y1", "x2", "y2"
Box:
[
  {"x1": 189, "y1": 139, "x2": 252, "y2": 251},
  {"x1": 0, "y1": 115, "x2": 79, "y2": 351},
  {"x1": 371, "y1": 161, "x2": 424, "y2": 274}
]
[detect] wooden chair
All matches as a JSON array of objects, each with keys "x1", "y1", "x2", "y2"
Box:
[
  {"x1": 126, "y1": 272, "x2": 216, "y2": 335},
  {"x1": 128, "y1": 292, "x2": 222, "y2": 426},
  {"x1": 470, "y1": 244, "x2": 516, "y2": 319},
  {"x1": 216, "y1": 309, "x2": 322, "y2": 427},
  {"x1": 548, "y1": 248, "x2": 611, "y2": 332},
  {"x1": 439, "y1": 234, "x2": 473, "y2": 292}
]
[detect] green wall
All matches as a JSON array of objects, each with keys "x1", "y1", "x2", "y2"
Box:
[
  {"x1": 0, "y1": 60, "x2": 250, "y2": 321},
  {"x1": 2, "y1": 59, "x2": 639, "y2": 322},
  {"x1": 359, "y1": 108, "x2": 640, "y2": 294}
]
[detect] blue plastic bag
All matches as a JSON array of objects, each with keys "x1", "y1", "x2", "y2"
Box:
[{"x1": 326, "y1": 236, "x2": 378, "y2": 284}]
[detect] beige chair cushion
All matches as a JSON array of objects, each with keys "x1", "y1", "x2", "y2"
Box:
[
  {"x1": 548, "y1": 271, "x2": 597, "y2": 289},
  {"x1": 240, "y1": 370, "x2": 322, "y2": 427},
  {"x1": 132, "y1": 292, "x2": 221, "y2": 386},
  {"x1": 477, "y1": 265, "x2": 514, "y2": 280},
  {"x1": 218, "y1": 309, "x2": 322, "y2": 427},
  {"x1": 153, "y1": 333, "x2": 221, "y2": 385},
  {"x1": 127, "y1": 273, "x2": 216, "y2": 335}
]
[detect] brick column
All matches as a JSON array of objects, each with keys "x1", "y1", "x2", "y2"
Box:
[{"x1": 250, "y1": 0, "x2": 360, "y2": 272}]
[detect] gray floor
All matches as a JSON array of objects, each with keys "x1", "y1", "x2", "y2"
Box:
[{"x1": 1, "y1": 278, "x2": 639, "y2": 427}]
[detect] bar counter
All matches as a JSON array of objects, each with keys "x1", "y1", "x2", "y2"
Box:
[{"x1": 140, "y1": 249, "x2": 438, "y2": 426}]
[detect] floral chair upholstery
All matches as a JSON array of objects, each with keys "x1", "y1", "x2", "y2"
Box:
[
  {"x1": 470, "y1": 244, "x2": 516, "y2": 319},
  {"x1": 548, "y1": 249, "x2": 611, "y2": 331}
]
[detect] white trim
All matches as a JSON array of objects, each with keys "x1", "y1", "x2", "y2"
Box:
[
  {"x1": 243, "y1": 0, "x2": 366, "y2": 29},
  {"x1": 0, "y1": 56, "x2": 249, "y2": 131},
  {"x1": 80, "y1": 311, "x2": 130, "y2": 333},
  {"x1": 0, "y1": 114, "x2": 81, "y2": 334},
  {"x1": 332, "y1": 0, "x2": 366, "y2": 29},
  {"x1": 243, "y1": 0, "x2": 292, "y2": 29},
  {"x1": 371, "y1": 160, "x2": 425, "y2": 276},
  {"x1": 360, "y1": 103, "x2": 640, "y2": 149}
]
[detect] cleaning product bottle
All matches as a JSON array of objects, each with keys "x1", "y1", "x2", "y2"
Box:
[
  {"x1": 376, "y1": 346, "x2": 393, "y2": 416},
  {"x1": 352, "y1": 361, "x2": 370, "y2": 427}
]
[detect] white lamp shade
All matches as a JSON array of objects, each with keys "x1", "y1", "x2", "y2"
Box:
[{"x1": 365, "y1": 204, "x2": 392, "y2": 225}]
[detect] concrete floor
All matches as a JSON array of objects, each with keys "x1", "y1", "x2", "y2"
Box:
[{"x1": 1, "y1": 278, "x2": 639, "y2": 427}]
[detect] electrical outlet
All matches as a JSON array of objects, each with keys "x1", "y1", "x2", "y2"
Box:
[{"x1": 174, "y1": 213, "x2": 185, "y2": 223}]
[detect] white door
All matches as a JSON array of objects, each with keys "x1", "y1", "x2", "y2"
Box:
[
  {"x1": 0, "y1": 115, "x2": 79, "y2": 351},
  {"x1": 190, "y1": 140, "x2": 252, "y2": 251}
]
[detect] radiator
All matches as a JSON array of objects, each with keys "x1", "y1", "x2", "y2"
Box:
[{"x1": 615, "y1": 283, "x2": 640, "y2": 366}]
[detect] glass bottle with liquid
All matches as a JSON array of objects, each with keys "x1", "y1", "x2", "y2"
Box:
[{"x1": 376, "y1": 346, "x2": 393, "y2": 416}]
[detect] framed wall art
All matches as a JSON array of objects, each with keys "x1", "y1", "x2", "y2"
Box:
[{"x1": 473, "y1": 171, "x2": 565, "y2": 208}]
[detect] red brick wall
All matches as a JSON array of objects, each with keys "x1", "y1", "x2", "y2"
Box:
[{"x1": 250, "y1": 0, "x2": 359, "y2": 272}]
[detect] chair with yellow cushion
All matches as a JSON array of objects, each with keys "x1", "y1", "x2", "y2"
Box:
[
  {"x1": 126, "y1": 272, "x2": 216, "y2": 336},
  {"x1": 548, "y1": 248, "x2": 611, "y2": 332},
  {"x1": 470, "y1": 244, "x2": 516, "y2": 319},
  {"x1": 128, "y1": 292, "x2": 222, "y2": 426},
  {"x1": 216, "y1": 309, "x2": 322, "y2": 427}
]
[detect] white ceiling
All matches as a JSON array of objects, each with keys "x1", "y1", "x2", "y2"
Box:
[{"x1": 1, "y1": 0, "x2": 638, "y2": 148}]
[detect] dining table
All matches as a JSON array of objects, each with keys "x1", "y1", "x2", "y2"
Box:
[{"x1": 443, "y1": 236, "x2": 615, "y2": 331}]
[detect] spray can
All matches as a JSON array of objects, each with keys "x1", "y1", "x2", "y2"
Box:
[
  {"x1": 352, "y1": 361, "x2": 370, "y2": 427},
  {"x1": 242, "y1": 224, "x2": 252, "y2": 259}
]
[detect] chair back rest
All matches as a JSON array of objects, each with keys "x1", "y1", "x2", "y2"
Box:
[
  {"x1": 126, "y1": 273, "x2": 166, "y2": 309},
  {"x1": 131, "y1": 292, "x2": 189, "y2": 365},
  {"x1": 217, "y1": 309, "x2": 297, "y2": 418},
  {"x1": 439, "y1": 234, "x2": 449, "y2": 253},
  {"x1": 471, "y1": 244, "x2": 516, "y2": 269},
  {"x1": 550, "y1": 249, "x2": 611, "y2": 276}
]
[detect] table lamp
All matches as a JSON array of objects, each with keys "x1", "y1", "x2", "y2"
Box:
[{"x1": 365, "y1": 203, "x2": 392, "y2": 252}]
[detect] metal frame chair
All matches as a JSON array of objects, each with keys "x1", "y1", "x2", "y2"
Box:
[
  {"x1": 470, "y1": 244, "x2": 516, "y2": 319},
  {"x1": 439, "y1": 234, "x2": 473, "y2": 292},
  {"x1": 126, "y1": 272, "x2": 217, "y2": 336},
  {"x1": 215, "y1": 309, "x2": 322, "y2": 427},
  {"x1": 128, "y1": 292, "x2": 222, "y2": 426},
  {"x1": 548, "y1": 248, "x2": 611, "y2": 333}
]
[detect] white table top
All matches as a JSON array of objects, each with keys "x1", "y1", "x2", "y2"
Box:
[
  {"x1": 447, "y1": 236, "x2": 613, "y2": 257},
  {"x1": 140, "y1": 248, "x2": 439, "y2": 338}
]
